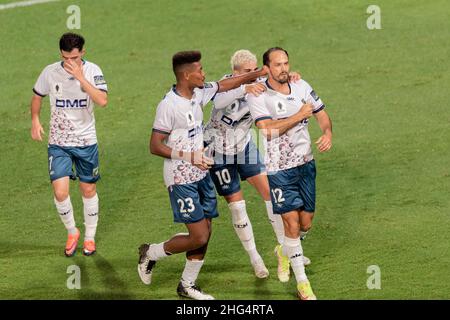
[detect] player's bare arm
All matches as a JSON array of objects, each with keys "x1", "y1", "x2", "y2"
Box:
[
  {"x1": 150, "y1": 131, "x2": 213, "y2": 170},
  {"x1": 30, "y1": 94, "x2": 45, "y2": 141},
  {"x1": 314, "y1": 110, "x2": 332, "y2": 152},
  {"x1": 256, "y1": 103, "x2": 314, "y2": 140},
  {"x1": 244, "y1": 83, "x2": 266, "y2": 96},
  {"x1": 217, "y1": 66, "x2": 268, "y2": 93},
  {"x1": 213, "y1": 82, "x2": 266, "y2": 110},
  {"x1": 64, "y1": 60, "x2": 108, "y2": 107}
]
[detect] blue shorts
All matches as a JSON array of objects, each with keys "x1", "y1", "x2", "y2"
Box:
[
  {"x1": 268, "y1": 160, "x2": 316, "y2": 214},
  {"x1": 168, "y1": 173, "x2": 219, "y2": 224},
  {"x1": 210, "y1": 141, "x2": 266, "y2": 196},
  {"x1": 48, "y1": 144, "x2": 100, "y2": 183}
]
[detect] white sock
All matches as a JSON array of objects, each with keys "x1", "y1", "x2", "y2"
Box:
[
  {"x1": 83, "y1": 194, "x2": 99, "y2": 241},
  {"x1": 228, "y1": 200, "x2": 260, "y2": 263},
  {"x1": 181, "y1": 259, "x2": 204, "y2": 287},
  {"x1": 265, "y1": 200, "x2": 284, "y2": 245},
  {"x1": 147, "y1": 242, "x2": 169, "y2": 261},
  {"x1": 54, "y1": 196, "x2": 77, "y2": 234},
  {"x1": 283, "y1": 236, "x2": 307, "y2": 283}
]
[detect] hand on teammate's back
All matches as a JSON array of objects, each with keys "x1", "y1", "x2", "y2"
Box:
[{"x1": 288, "y1": 72, "x2": 302, "y2": 82}]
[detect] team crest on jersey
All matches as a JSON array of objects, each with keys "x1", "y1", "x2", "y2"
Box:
[
  {"x1": 203, "y1": 83, "x2": 213, "y2": 89},
  {"x1": 186, "y1": 111, "x2": 195, "y2": 127},
  {"x1": 275, "y1": 101, "x2": 287, "y2": 115},
  {"x1": 53, "y1": 82, "x2": 63, "y2": 97},
  {"x1": 224, "y1": 100, "x2": 239, "y2": 115},
  {"x1": 230, "y1": 101, "x2": 239, "y2": 112}
]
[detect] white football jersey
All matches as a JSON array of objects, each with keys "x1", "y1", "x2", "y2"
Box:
[
  {"x1": 153, "y1": 82, "x2": 219, "y2": 187},
  {"x1": 247, "y1": 79, "x2": 325, "y2": 173},
  {"x1": 33, "y1": 60, "x2": 107, "y2": 147},
  {"x1": 204, "y1": 75, "x2": 264, "y2": 155}
]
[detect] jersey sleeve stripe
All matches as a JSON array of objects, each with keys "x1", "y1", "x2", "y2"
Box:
[
  {"x1": 152, "y1": 128, "x2": 171, "y2": 135},
  {"x1": 313, "y1": 104, "x2": 325, "y2": 114},
  {"x1": 99, "y1": 89, "x2": 108, "y2": 93},
  {"x1": 254, "y1": 116, "x2": 272, "y2": 124},
  {"x1": 32, "y1": 88, "x2": 46, "y2": 97},
  {"x1": 211, "y1": 81, "x2": 220, "y2": 101}
]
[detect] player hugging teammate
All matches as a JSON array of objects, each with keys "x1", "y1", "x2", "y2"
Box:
[{"x1": 142, "y1": 48, "x2": 332, "y2": 300}]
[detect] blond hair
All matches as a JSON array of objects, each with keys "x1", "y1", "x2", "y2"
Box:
[{"x1": 230, "y1": 49, "x2": 257, "y2": 71}]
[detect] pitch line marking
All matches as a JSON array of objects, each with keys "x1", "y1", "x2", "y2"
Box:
[{"x1": 0, "y1": 0, "x2": 60, "y2": 11}]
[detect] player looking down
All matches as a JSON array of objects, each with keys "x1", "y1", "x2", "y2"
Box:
[{"x1": 30, "y1": 33, "x2": 108, "y2": 257}]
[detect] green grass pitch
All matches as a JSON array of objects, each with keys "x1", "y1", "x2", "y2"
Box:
[{"x1": 0, "y1": 0, "x2": 449, "y2": 299}]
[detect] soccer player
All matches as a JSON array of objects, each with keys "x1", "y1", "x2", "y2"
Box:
[
  {"x1": 30, "y1": 33, "x2": 108, "y2": 257},
  {"x1": 203, "y1": 49, "x2": 309, "y2": 281},
  {"x1": 247, "y1": 47, "x2": 333, "y2": 300},
  {"x1": 138, "y1": 51, "x2": 267, "y2": 300}
]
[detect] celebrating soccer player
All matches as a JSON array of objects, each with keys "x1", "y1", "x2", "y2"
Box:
[
  {"x1": 203, "y1": 49, "x2": 310, "y2": 281},
  {"x1": 30, "y1": 33, "x2": 108, "y2": 257},
  {"x1": 138, "y1": 51, "x2": 267, "y2": 300},
  {"x1": 247, "y1": 47, "x2": 333, "y2": 300}
]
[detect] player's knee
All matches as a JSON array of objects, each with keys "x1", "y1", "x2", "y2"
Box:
[
  {"x1": 191, "y1": 233, "x2": 209, "y2": 248},
  {"x1": 301, "y1": 223, "x2": 312, "y2": 232},
  {"x1": 54, "y1": 190, "x2": 69, "y2": 202},
  {"x1": 80, "y1": 185, "x2": 96, "y2": 198}
]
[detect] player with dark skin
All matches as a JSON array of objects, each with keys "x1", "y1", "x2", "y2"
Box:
[{"x1": 150, "y1": 60, "x2": 268, "y2": 260}]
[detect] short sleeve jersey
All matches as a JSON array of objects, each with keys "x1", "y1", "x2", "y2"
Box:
[
  {"x1": 153, "y1": 82, "x2": 219, "y2": 187},
  {"x1": 33, "y1": 60, "x2": 108, "y2": 147},
  {"x1": 247, "y1": 79, "x2": 325, "y2": 173}
]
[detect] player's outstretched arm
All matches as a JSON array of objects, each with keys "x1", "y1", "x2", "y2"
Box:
[
  {"x1": 314, "y1": 110, "x2": 332, "y2": 152},
  {"x1": 256, "y1": 104, "x2": 314, "y2": 140},
  {"x1": 64, "y1": 60, "x2": 108, "y2": 107},
  {"x1": 30, "y1": 94, "x2": 45, "y2": 141},
  {"x1": 217, "y1": 67, "x2": 268, "y2": 93},
  {"x1": 213, "y1": 83, "x2": 266, "y2": 110},
  {"x1": 150, "y1": 131, "x2": 213, "y2": 170}
]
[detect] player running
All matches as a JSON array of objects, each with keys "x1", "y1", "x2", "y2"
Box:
[
  {"x1": 247, "y1": 47, "x2": 333, "y2": 300},
  {"x1": 138, "y1": 51, "x2": 267, "y2": 300},
  {"x1": 30, "y1": 33, "x2": 108, "y2": 257},
  {"x1": 203, "y1": 49, "x2": 309, "y2": 281}
]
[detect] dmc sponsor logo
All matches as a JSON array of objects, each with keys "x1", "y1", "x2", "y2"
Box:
[
  {"x1": 188, "y1": 125, "x2": 203, "y2": 138},
  {"x1": 56, "y1": 99, "x2": 88, "y2": 108}
]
